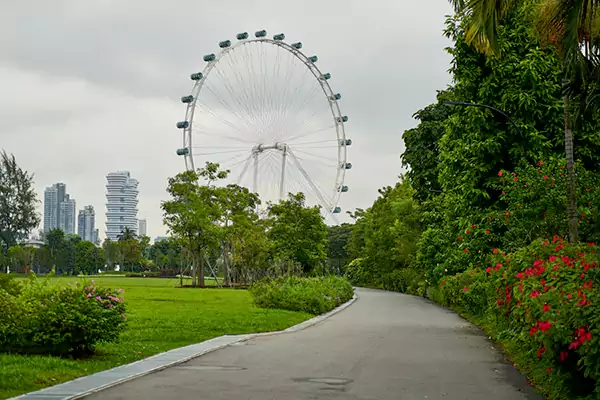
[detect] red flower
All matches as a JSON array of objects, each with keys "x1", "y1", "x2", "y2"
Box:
[
  {"x1": 530, "y1": 291, "x2": 541, "y2": 298},
  {"x1": 463, "y1": 287, "x2": 469, "y2": 292},
  {"x1": 498, "y1": 171, "x2": 503, "y2": 177},
  {"x1": 548, "y1": 255, "x2": 557, "y2": 262},
  {"x1": 504, "y1": 212, "x2": 509, "y2": 217},
  {"x1": 486, "y1": 267, "x2": 492, "y2": 274},
  {"x1": 514, "y1": 177, "x2": 519, "y2": 182},
  {"x1": 495, "y1": 263, "x2": 502, "y2": 270},
  {"x1": 547, "y1": 368, "x2": 552, "y2": 374},
  {"x1": 537, "y1": 347, "x2": 546, "y2": 358},
  {"x1": 542, "y1": 241, "x2": 549, "y2": 246},
  {"x1": 485, "y1": 229, "x2": 491, "y2": 235},
  {"x1": 543, "y1": 304, "x2": 551, "y2": 313},
  {"x1": 464, "y1": 248, "x2": 469, "y2": 253},
  {"x1": 466, "y1": 229, "x2": 471, "y2": 235},
  {"x1": 539, "y1": 321, "x2": 552, "y2": 332},
  {"x1": 560, "y1": 352, "x2": 569, "y2": 362},
  {"x1": 543, "y1": 175, "x2": 549, "y2": 180},
  {"x1": 493, "y1": 248, "x2": 499, "y2": 254},
  {"x1": 517, "y1": 272, "x2": 524, "y2": 279},
  {"x1": 457, "y1": 236, "x2": 462, "y2": 241}
]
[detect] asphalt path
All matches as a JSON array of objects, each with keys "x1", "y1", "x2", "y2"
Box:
[{"x1": 87, "y1": 288, "x2": 540, "y2": 400}]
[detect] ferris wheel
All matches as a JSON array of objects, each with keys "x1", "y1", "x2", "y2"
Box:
[{"x1": 175, "y1": 30, "x2": 352, "y2": 217}]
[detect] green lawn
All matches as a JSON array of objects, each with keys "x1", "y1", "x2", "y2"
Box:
[{"x1": 0, "y1": 277, "x2": 312, "y2": 399}]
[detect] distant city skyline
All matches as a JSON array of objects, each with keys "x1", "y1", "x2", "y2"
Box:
[
  {"x1": 105, "y1": 171, "x2": 139, "y2": 241},
  {"x1": 138, "y1": 219, "x2": 147, "y2": 237}
]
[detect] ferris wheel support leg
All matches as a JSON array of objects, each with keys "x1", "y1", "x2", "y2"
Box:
[
  {"x1": 253, "y1": 153, "x2": 259, "y2": 194},
  {"x1": 279, "y1": 145, "x2": 288, "y2": 200}
]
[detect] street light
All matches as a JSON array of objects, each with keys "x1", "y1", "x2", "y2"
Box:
[{"x1": 444, "y1": 101, "x2": 522, "y2": 136}]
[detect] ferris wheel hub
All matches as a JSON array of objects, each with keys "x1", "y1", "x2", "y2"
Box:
[{"x1": 252, "y1": 142, "x2": 288, "y2": 154}]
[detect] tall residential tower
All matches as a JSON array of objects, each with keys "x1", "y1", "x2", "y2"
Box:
[
  {"x1": 105, "y1": 171, "x2": 139, "y2": 241},
  {"x1": 78, "y1": 205, "x2": 96, "y2": 242},
  {"x1": 43, "y1": 183, "x2": 75, "y2": 234}
]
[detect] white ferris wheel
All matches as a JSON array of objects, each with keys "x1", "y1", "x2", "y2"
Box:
[{"x1": 175, "y1": 30, "x2": 352, "y2": 218}]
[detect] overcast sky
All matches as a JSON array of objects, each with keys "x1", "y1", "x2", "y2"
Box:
[{"x1": 1, "y1": 0, "x2": 453, "y2": 241}]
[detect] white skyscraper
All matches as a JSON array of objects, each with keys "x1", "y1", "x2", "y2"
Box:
[
  {"x1": 78, "y1": 205, "x2": 96, "y2": 242},
  {"x1": 105, "y1": 171, "x2": 139, "y2": 241},
  {"x1": 138, "y1": 219, "x2": 147, "y2": 237}
]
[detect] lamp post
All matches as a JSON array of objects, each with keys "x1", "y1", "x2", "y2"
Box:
[{"x1": 444, "y1": 101, "x2": 522, "y2": 136}]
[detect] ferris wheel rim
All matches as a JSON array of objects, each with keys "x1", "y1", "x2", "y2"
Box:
[{"x1": 180, "y1": 34, "x2": 349, "y2": 216}]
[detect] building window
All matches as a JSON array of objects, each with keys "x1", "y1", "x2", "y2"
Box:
[
  {"x1": 120, "y1": 197, "x2": 124, "y2": 202},
  {"x1": 120, "y1": 225, "x2": 124, "y2": 230},
  {"x1": 120, "y1": 216, "x2": 124, "y2": 221},
  {"x1": 120, "y1": 207, "x2": 124, "y2": 212}
]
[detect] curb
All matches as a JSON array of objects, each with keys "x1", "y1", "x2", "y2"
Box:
[{"x1": 9, "y1": 292, "x2": 358, "y2": 400}]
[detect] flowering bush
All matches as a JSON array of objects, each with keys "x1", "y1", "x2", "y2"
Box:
[
  {"x1": 0, "y1": 277, "x2": 127, "y2": 356},
  {"x1": 435, "y1": 238, "x2": 600, "y2": 397}
]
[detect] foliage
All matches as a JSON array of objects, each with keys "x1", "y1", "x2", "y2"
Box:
[
  {"x1": 250, "y1": 276, "x2": 354, "y2": 315},
  {"x1": 326, "y1": 224, "x2": 352, "y2": 273},
  {"x1": 0, "y1": 274, "x2": 21, "y2": 296},
  {"x1": 0, "y1": 151, "x2": 39, "y2": 248},
  {"x1": 345, "y1": 179, "x2": 421, "y2": 287},
  {"x1": 0, "y1": 277, "x2": 127, "y2": 356},
  {"x1": 267, "y1": 192, "x2": 328, "y2": 274},
  {"x1": 0, "y1": 277, "x2": 311, "y2": 399}
]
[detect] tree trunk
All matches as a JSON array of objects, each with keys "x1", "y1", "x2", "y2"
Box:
[
  {"x1": 199, "y1": 252, "x2": 205, "y2": 288},
  {"x1": 564, "y1": 95, "x2": 578, "y2": 243},
  {"x1": 191, "y1": 254, "x2": 197, "y2": 288}
]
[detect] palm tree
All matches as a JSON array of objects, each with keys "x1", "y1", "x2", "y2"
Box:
[
  {"x1": 448, "y1": 0, "x2": 600, "y2": 243},
  {"x1": 117, "y1": 227, "x2": 137, "y2": 242}
]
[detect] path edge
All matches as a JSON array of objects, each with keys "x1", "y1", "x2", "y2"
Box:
[{"x1": 9, "y1": 291, "x2": 358, "y2": 400}]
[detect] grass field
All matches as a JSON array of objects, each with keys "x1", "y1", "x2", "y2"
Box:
[{"x1": 0, "y1": 276, "x2": 312, "y2": 399}]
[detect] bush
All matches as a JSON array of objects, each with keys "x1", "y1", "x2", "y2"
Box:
[
  {"x1": 435, "y1": 238, "x2": 600, "y2": 398},
  {"x1": 0, "y1": 277, "x2": 127, "y2": 356},
  {"x1": 249, "y1": 276, "x2": 354, "y2": 315},
  {"x1": 381, "y1": 268, "x2": 427, "y2": 296},
  {"x1": 0, "y1": 273, "x2": 21, "y2": 296}
]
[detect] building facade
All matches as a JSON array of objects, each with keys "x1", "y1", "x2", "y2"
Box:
[
  {"x1": 138, "y1": 219, "x2": 147, "y2": 237},
  {"x1": 43, "y1": 183, "x2": 75, "y2": 234},
  {"x1": 105, "y1": 171, "x2": 139, "y2": 241},
  {"x1": 77, "y1": 205, "x2": 96, "y2": 242}
]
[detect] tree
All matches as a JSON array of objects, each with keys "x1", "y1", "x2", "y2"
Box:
[
  {"x1": 448, "y1": 0, "x2": 600, "y2": 242},
  {"x1": 102, "y1": 238, "x2": 121, "y2": 270},
  {"x1": 45, "y1": 228, "x2": 65, "y2": 271},
  {"x1": 117, "y1": 227, "x2": 137, "y2": 242},
  {"x1": 0, "y1": 151, "x2": 40, "y2": 248},
  {"x1": 326, "y1": 224, "x2": 353, "y2": 273},
  {"x1": 75, "y1": 240, "x2": 105, "y2": 275},
  {"x1": 267, "y1": 192, "x2": 328, "y2": 274},
  {"x1": 162, "y1": 162, "x2": 227, "y2": 287}
]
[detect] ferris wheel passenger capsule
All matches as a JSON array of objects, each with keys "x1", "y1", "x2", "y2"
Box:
[
  {"x1": 332, "y1": 207, "x2": 342, "y2": 214},
  {"x1": 203, "y1": 53, "x2": 216, "y2": 62},
  {"x1": 338, "y1": 185, "x2": 349, "y2": 193},
  {"x1": 341, "y1": 139, "x2": 352, "y2": 146},
  {"x1": 344, "y1": 163, "x2": 353, "y2": 170},
  {"x1": 321, "y1": 73, "x2": 331, "y2": 80},
  {"x1": 309, "y1": 55, "x2": 318, "y2": 63},
  {"x1": 176, "y1": 148, "x2": 189, "y2": 156},
  {"x1": 181, "y1": 95, "x2": 194, "y2": 103},
  {"x1": 176, "y1": 121, "x2": 189, "y2": 129},
  {"x1": 237, "y1": 32, "x2": 249, "y2": 40},
  {"x1": 329, "y1": 93, "x2": 341, "y2": 101},
  {"x1": 219, "y1": 40, "x2": 231, "y2": 48},
  {"x1": 291, "y1": 42, "x2": 302, "y2": 49},
  {"x1": 273, "y1": 33, "x2": 285, "y2": 41},
  {"x1": 255, "y1": 30, "x2": 267, "y2": 38},
  {"x1": 336, "y1": 116, "x2": 348, "y2": 123},
  {"x1": 190, "y1": 72, "x2": 203, "y2": 80}
]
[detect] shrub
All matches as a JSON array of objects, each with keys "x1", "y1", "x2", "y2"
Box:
[
  {"x1": 0, "y1": 277, "x2": 127, "y2": 356},
  {"x1": 0, "y1": 273, "x2": 21, "y2": 296},
  {"x1": 382, "y1": 268, "x2": 427, "y2": 296},
  {"x1": 436, "y1": 238, "x2": 600, "y2": 397},
  {"x1": 249, "y1": 276, "x2": 354, "y2": 315}
]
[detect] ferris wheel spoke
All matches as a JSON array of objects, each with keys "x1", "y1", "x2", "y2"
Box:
[
  {"x1": 192, "y1": 127, "x2": 256, "y2": 145},
  {"x1": 201, "y1": 81, "x2": 257, "y2": 134},
  {"x1": 212, "y1": 65, "x2": 256, "y2": 131},
  {"x1": 287, "y1": 149, "x2": 334, "y2": 211},
  {"x1": 285, "y1": 124, "x2": 336, "y2": 143},
  {"x1": 191, "y1": 148, "x2": 249, "y2": 156}
]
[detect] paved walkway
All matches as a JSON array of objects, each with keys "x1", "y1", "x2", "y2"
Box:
[{"x1": 87, "y1": 288, "x2": 540, "y2": 400}]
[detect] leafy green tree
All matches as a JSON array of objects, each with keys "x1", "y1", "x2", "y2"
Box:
[
  {"x1": 117, "y1": 227, "x2": 137, "y2": 242},
  {"x1": 449, "y1": 0, "x2": 600, "y2": 242},
  {"x1": 0, "y1": 151, "x2": 40, "y2": 248},
  {"x1": 75, "y1": 240, "x2": 106, "y2": 275},
  {"x1": 162, "y1": 162, "x2": 227, "y2": 287},
  {"x1": 326, "y1": 224, "x2": 352, "y2": 273},
  {"x1": 102, "y1": 238, "x2": 121, "y2": 270},
  {"x1": 119, "y1": 238, "x2": 142, "y2": 272},
  {"x1": 45, "y1": 228, "x2": 65, "y2": 271},
  {"x1": 267, "y1": 192, "x2": 328, "y2": 274}
]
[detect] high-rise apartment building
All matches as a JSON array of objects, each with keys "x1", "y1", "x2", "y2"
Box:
[
  {"x1": 43, "y1": 183, "x2": 75, "y2": 234},
  {"x1": 59, "y1": 194, "x2": 76, "y2": 234},
  {"x1": 138, "y1": 219, "x2": 147, "y2": 237},
  {"x1": 78, "y1": 205, "x2": 96, "y2": 242},
  {"x1": 105, "y1": 171, "x2": 139, "y2": 241}
]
